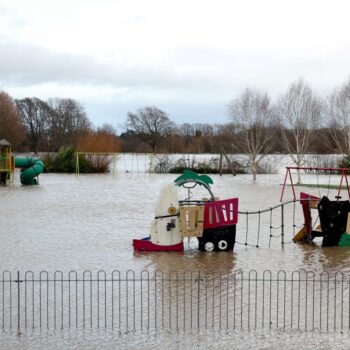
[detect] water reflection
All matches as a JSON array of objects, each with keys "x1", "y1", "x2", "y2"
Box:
[
  {"x1": 298, "y1": 243, "x2": 350, "y2": 273},
  {"x1": 1, "y1": 172, "x2": 350, "y2": 274},
  {"x1": 133, "y1": 248, "x2": 236, "y2": 274}
]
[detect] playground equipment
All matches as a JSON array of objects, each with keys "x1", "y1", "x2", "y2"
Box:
[
  {"x1": 282, "y1": 167, "x2": 350, "y2": 247},
  {"x1": 133, "y1": 170, "x2": 239, "y2": 252},
  {"x1": 133, "y1": 166, "x2": 350, "y2": 252},
  {"x1": 15, "y1": 157, "x2": 44, "y2": 185},
  {"x1": 0, "y1": 139, "x2": 44, "y2": 185},
  {"x1": 0, "y1": 139, "x2": 15, "y2": 185}
]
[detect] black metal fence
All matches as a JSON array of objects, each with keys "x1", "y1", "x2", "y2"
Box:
[{"x1": 1, "y1": 270, "x2": 350, "y2": 333}]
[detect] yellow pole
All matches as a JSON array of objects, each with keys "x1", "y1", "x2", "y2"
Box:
[
  {"x1": 75, "y1": 152, "x2": 80, "y2": 175},
  {"x1": 6, "y1": 147, "x2": 9, "y2": 171},
  {"x1": 112, "y1": 154, "x2": 116, "y2": 177}
]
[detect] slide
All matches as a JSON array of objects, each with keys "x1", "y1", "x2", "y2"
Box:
[{"x1": 15, "y1": 157, "x2": 44, "y2": 185}]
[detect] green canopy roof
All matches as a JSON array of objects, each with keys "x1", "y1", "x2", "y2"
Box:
[{"x1": 174, "y1": 170, "x2": 213, "y2": 186}]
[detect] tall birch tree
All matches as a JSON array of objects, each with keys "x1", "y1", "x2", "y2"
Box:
[
  {"x1": 228, "y1": 88, "x2": 274, "y2": 180},
  {"x1": 278, "y1": 79, "x2": 322, "y2": 182},
  {"x1": 328, "y1": 78, "x2": 350, "y2": 155}
]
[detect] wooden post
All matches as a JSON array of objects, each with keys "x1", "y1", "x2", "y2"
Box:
[
  {"x1": 221, "y1": 147, "x2": 236, "y2": 176},
  {"x1": 75, "y1": 152, "x2": 80, "y2": 175},
  {"x1": 219, "y1": 153, "x2": 223, "y2": 176}
]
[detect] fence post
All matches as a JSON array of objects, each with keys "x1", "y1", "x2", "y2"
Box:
[
  {"x1": 17, "y1": 271, "x2": 20, "y2": 334},
  {"x1": 281, "y1": 205, "x2": 285, "y2": 246},
  {"x1": 197, "y1": 271, "x2": 200, "y2": 329}
]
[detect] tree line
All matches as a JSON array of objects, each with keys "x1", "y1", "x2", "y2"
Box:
[
  {"x1": 1, "y1": 78, "x2": 350, "y2": 178},
  {"x1": 0, "y1": 93, "x2": 119, "y2": 153}
]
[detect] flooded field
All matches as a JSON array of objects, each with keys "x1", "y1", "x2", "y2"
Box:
[
  {"x1": 1, "y1": 167, "x2": 349, "y2": 274},
  {"x1": 1, "y1": 157, "x2": 350, "y2": 349}
]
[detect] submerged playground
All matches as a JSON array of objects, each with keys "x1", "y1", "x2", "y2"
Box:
[
  {"x1": 0, "y1": 138, "x2": 44, "y2": 185},
  {"x1": 2, "y1": 142, "x2": 350, "y2": 252},
  {"x1": 3, "y1": 151, "x2": 350, "y2": 346}
]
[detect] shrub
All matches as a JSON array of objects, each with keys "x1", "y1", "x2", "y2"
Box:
[
  {"x1": 339, "y1": 154, "x2": 350, "y2": 168},
  {"x1": 42, "y1": 147, "x2": 111, "y2": 173},
  {"x1": 154, "y1": 155, "x2": 173, "y2": 173},
  {"x1": 42, "y1": 147, "x2": 78, "y2": 173},
  {"x1": 167, "y1": 156, "x2": 247, "y2": 174},
  {"x1": 308, "y1": 154, "x2": 340, "y2": 169}
]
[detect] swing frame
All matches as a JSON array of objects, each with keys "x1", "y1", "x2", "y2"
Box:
[{"x1": 280, "y1": 166, "x2": 350, "y2": 202}]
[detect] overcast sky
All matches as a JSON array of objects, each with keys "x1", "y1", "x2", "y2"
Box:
[{"x1": 1, "y1": 0, "x2": 350, "y2": 131}]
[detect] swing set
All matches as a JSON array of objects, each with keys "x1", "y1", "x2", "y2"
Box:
[
  {"x1": 280, "y1": 166, "x2": 350, "y2": 247},
  {"x1": 280, "y1": 166, "x2": 350, "y2": 202}
]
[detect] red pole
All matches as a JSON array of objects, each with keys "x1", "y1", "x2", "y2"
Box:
[
  {"x1": 280, "y1": 167, "x2": 289, "y2": 202},
  {"x1": 344, "y1": 170, "x2": 350, "y2": 199},
  {"x1": 289, "y1": 168, "x2": 296, "y2": 201},
  {"x1": 338, "y1": 172, "x2": 344, "y2": 198}
]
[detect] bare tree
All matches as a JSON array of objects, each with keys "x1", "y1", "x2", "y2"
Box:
[
  {"x1": 126, "y1": 106, "x2": 174, "y2": 153},
  {"x1": 278, "y1": 79, "x2": 322, "y2": 182},
  {"x1": 328, "y1": 78, "x2": 350, "y2": 155},
  {"x1": 228, "y1": 88, "x2": 274, "y2": 180},
  {"x1": 97, "y1": 123, "x2": 118, "y2": 136},
  {"x1": 16, "y1": 97, "x2": 50, "y2": 153},
  {"x1": 47, "y1": 98, "x2": 92, "y2": 150},
  {"x1": 180, "y1": 123, "x2": 195, "y2": 148},
  {"x1": 0, "y1": 91, "x2": 26, "y2": 149}
]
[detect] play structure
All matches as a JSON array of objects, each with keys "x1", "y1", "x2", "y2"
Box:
[
  {"x1": 0, "y1": 139, "x2": 44, "y2": 186},
  {"x1": 133, "y1": 166, "x2": 350, "y2": 252},
  {"x1": 282, "y1": 166, "x2": 350, "y2": 247},
  {"x1": 133, "y1": 170, "x2": 239, "y2": 252}
]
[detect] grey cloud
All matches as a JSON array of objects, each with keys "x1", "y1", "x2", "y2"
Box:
[
  {"x1": 0, "y1": 42, "x2": 209, "y2": 89},
  {"x1": 2, "y1": 40, "x2": 350, "y2": 126},
  {"x1": 2, "y1": 41, "x2": 349, "y2": 97}
]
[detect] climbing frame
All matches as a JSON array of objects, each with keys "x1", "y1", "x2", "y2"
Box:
[{"x1": 179, "y1": 206, "x2": 204, "y2": 237}]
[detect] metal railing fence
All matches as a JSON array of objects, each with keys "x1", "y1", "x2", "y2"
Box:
[{"x1": 1, "y1": 270, "x2": 350, "y2": 333}]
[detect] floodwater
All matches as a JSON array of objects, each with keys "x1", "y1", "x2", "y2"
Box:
[
  {"x1": 1, "y1": 168, "x2": 349, "y2": 274},
  {"x1": 1, "y1": 157, "x2": 350, "y2": 349}
]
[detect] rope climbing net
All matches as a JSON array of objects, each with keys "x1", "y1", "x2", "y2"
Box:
[{"x1": 236, "y1": 199, "x2": 309, "y2": 248}]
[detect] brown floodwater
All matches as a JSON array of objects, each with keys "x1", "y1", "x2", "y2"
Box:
[{"x1": 1, "y1": 166, "x2": 350, "y2": 348}]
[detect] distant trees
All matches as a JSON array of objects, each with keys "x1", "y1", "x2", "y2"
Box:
[
  {"x1": 5, "y1": 77, "x2": 350, "y2": 177},
  {"x1": 126, "y1": 106, "x2": 174, "y2": 153},
  {"x1": 77, "y1": 123, "x2": 120, "y2": 153},
  {"x1": 180, "y1": 123, "x2": 195, "y2": 149},
  {"x1": 0, "y1": 91, "x2": 26, "y2": 148},
  {"x1": 15, "y1": 97, "x2": 93, "y2": 153},
  {"x1": 228, "y1": 88, "x2": 275, "y2": 180},
  {"x1": 328, "y1": 78, "x2": 350, "y2": 155},
  {"x1": 278, "y1": 79, "x2": 322, "y2": 181},
  {"x1": 97, "y1": 123, "x2": 118, "y2": 136},
  {"x1": 16, "y1": 97, "x2": 51, "y2": 153},
  {"x1": 47, "y1": 98, "x2": 91, "y2": 151}
]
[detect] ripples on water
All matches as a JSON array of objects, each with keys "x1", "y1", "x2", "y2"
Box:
[
  {"x1": 1, "y1": 171, "x2": 349, "y2": 274},
  {"x1": 2, "y1": 168, "x2": 350, "y2": 348},
  {"x1": 2, "y1": 330, "x2": 350, "y2": 350}
]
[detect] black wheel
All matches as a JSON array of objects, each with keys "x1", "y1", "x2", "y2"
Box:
[
  {"x1": 217, "y1": 239, "x2": 229, "y2": 251},
  {"x1": 204, "y1": 241, "x2": 215, "y2": 252},
  {"x1": 198, "y1": 225, "x2": 236, "y2": 252}
]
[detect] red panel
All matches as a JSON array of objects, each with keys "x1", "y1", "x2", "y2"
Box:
[
  {"x1": 203, "y1": 198, "x2": 239, "y2": 229},
  {"x1": 133, "y1": 239, "x2": 184, "y2": 251},
  {"x1": 300, "y1": 192, "x2": 320, "y2": 234}
]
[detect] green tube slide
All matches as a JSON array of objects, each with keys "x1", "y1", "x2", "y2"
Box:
[{"x1": 14, "y1": 157, "x2": 44, "y2": 185}]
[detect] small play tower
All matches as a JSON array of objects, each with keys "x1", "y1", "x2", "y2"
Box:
[{"x1": 0, "y1": 139, "x2": 15, "y2": 185}]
